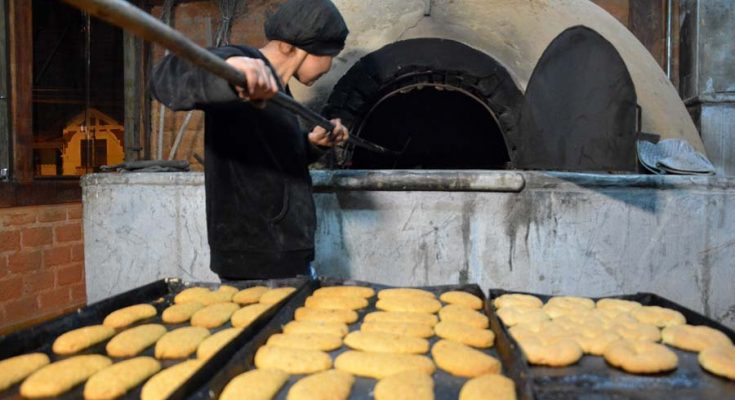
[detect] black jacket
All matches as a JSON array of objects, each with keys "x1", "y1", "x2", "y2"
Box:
[{"x1": 150, "y1": 45, "x2": 320, "y2": 279}]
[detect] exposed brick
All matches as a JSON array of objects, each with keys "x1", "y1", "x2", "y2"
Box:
[
  {"x1": 69, "y1": 283, "x2": 87, "y2": 304},
  {"x1": 1, "y1": 210, "x2": 36, "y2": 227},
  {"x1": 66, "y1": 205, "x2": 83, "y2": 220},
  {"x1": 38, "y1": 287, "x2": 71, "y2": 309},
  {"x1": 23, "y1": 269, "x2": 56, "y2": 294},
  {"x1": 8, "y1": 250, "x2": 43, "y2": 273},
  {"x1": 55, "y1": 223, "x2": 82, "y2": 243},
  {"x1": 43, "y1": 246, "x2": 72, "y2": 268},
  {"x1": 56, "y1": 263, "x2": 84, "y2": 287},
  {"x1": 21, "y1": 226, "x2": 53, "y2": 248},
  {"x1": 4, "y1": 296, "x2": 40, "y2": 322},
  {"x1": 0, "y1": 276, "x2": 23, "y2": 302},
  {"x1": 0, "y1": 230, "x2": 21, "y2": 253},
  {"x1": 0, "y1": 255, "x2": 7, "y2": 278},
  {"x1": 71, "y1": 244, "x2": 84, "y2": 262},
  {"x1": 37, "y1": 208, "x2": 67, "y2": 223}
]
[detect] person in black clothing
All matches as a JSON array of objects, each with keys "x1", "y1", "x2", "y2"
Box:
[{"x1": 150, "y1": 0, "x2": 349, "y2": 280}]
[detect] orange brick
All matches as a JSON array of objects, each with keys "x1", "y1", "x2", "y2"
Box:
[
  {"x1": 4, "y1": 296, "x2": 40, "y2": 321},
  {"x1": 66, "y1": 205, "x2": 83, "y2": 220},
  {"x1": 69, "y1": 283, "x2": 87, "y2": 304},
  {"x1": 0, "y1": 276, "x2": 23, "y2": 302},
  {"x1": 55, "y1": 223, "x2": 82, "y2": 243},
  {"x1": 0, "y1": 255, "x2": 7, "y2": 278},
  {"x1": 37, "y1": 208, "x2": 67, "y2": 223},
  {"x1": 38, "y1": 287, "x2": 71, "y2": 309},
  {"x1": 1, "y1": 210, "x2": 36, "y2": 227},
  {"x1": 21, "y1": 227, "x2": 53, "y2": 247},
  {"x1": 43, "y1": 246, "x2": 72, "y2": 267},
  {"x1": 8, "y1": 250, "x2": 42, "y2": 273},
  {"x1": 0, "y1": 230, "x2": 21, "y2": 253},
  {"x1": 71, "y1": 244, "x2": 84, "y2": 262},
  {"x1": 23, "y1": 269, "x2": 56, "y2": 294},
  {"x1": 56, "y1": 263, "x2": 84, "y2": 287}
]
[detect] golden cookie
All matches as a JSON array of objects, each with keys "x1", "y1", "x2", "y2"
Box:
[
  {"x1": 231, "y1": 303, "x2": 272, "y2": 328},
  {"x1": 154, "y1": 326, "x2": 210, "y2": 359},
  {"x1": 196, "y1": 328, "x2": 243, "y2": 360},
  {"x1": 140, "y1": 359, "x2": 203, "y2": 400},
  {"x1": 305, "y1": 295, "x2": 368, "y2": 310},
  {"x1": 364, "y1": 311, "x2": 438, "y2": 327},
  {"x1": 460, "y1": 374, "x2": 516, "y2": 400},
  {"x1": 435, "y1": 320, "x2": 494, "y2": 348},
  {"x1": 604, "y1": 339, "x2": 678, "y2": 374},
  {"x1": 106, "y1": 324, "x2": 167, "y2": 357},
  {"x1": 662, "y1": 324, "x2": 733, "y2": 352},
  {"x1": 493, "y1": 294, "x2": 542, "y2": 309},
  {"x1": 630, "y1": 306, "x2": 686, "y2": 327},
  {"x1": 439, "y1": 304, "x2": 489, "y2": 328},
  {"x1": 267, "y1": 333, "x2": 343, "y2": 351},
  {"x1": 283, "y1": 320, "x2": 349, "y2": 337},
  {"x1": 360, "y1": 320, "x2": 434, "y2": 338},
  {"x1": 515, "y1": 334, "x2": 583, "y2": 367},
  {"x1": 377, "y1": 297, "x2": 442, "y2": 314},
  {"x1": 161, "y1": 302, "x2": 204, "y2": 324},
  {"x1": 378, "y1": 288, "x2": 436, "y2": 300},
  {"x1": 255, "y1": 345, "x2": 332, "y2": 374},
  {"x1": 596, "y1": 298, "x2": 642, "y2": 313},
  {"x1": 218, "y1": 285, "x2": 239, "y2": 296},
  {"x1": 547, "y1": 296, "x2": 595, "y2": 309},
  {"x1": 174, "y1": 287, "x2": 211, "y2": 304},
  {"x1": 0, "y1": 353, "x2": 50, "y2": 391},
  {"x1": 259, "y1": 287, "x2": 297, "y2": 305},
  {"x1": 232, "y1": 286, "x2": 268, "y2": 305},
  {"x1": 53, "y1": 325, "x2": 116, "y2": 355},
  {"x1": 314, "y1": 286, "x2": 375, "y2": 299},
  {"x1": 287, "y1": 369, "x2": 354, "y2": 400},
  {"x1": 103, "y1": 304, "x2": 157, "y2": 328},
  {"x1": 509, "y1": 320, "x2": 571, "y2": 341},
  {"x1": 440, "y1": 291, "x2": 483, "y2": 310},
  {"x1": 334, "y1": 351, "x2": 435, "y2": 379},
  {"x1": 294, "y1": 307, "x2": 358, "y2": 324},
  {"x1": 344, "y1": 331, "x2": 429, "y2": 354},
  {"x1": 220, "y1": 368, "x2": 289, "y2": 400},
  {"x1": 191, "y1": 302, "x2": 240, "y2": 329},
  {"x1": 20, "y1": 355, "x2": 112, "y2": 398},
  {"x1": 566, "y1": 325, "x2": 621, "y2": 355},
  {"x1": 497, "y1": 307, "x2": 550, "y2": 327},
  {"x1": 83, "y1": 356, "x2": 161, "y2": 400},
  {"x1": 698, "y1": 345, "x2": 735, "y2": 381},
  {"x1": 374, "y1": 370, "x2": 434, "y2": 400},
  {"x1": 609, "y1": 319, "x2": 661, "y2": 342},
  {"x1": 432, "y1": 340, "x2": 501, "y2": 377}
]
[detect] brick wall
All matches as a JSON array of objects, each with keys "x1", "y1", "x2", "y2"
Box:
[{"x1": 0, "y1": 203, "x2": 86, "y2": 334}]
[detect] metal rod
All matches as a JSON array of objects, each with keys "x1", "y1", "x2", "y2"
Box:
[
  {"x1": 665, "y1": 0, "x2": 673, "y2": 79},
  {"x1": 156, "y1": 0, "x2": 176, "y2": 160},
  {"x1": 168, "y1": 109, "x2": 193, "y2": 160}
]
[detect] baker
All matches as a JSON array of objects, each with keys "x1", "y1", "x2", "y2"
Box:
[{"x1": 151, "y1": 0, "x2": 349, "y2": 280}]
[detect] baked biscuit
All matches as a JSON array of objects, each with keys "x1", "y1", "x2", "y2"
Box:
[
  {"x1": 662, "y1": 324, "x2": 733, "y2": 352},
  {"x1": 305, "y1": 295, "x2": 368, "y2": 311},
  {"x1": 596, "y1": 298, "x2": 642, "y2": 313},
  {"x1": 515, "y1": 334, "x2": 583, "y2": 367},
  {"x1": 459, "y1": 374, "x2": 516, "y2": 400},
  {"x1": 218, "y1": 285, "x2": 239, "y2": 296},
  {"x1": 231, "y1": 303, "x2": 272, "y2": 328},
  {"x1": 20, "y1": 355, "x2": 111, "y2": 398},
  {"x1": 219, "y1": 369, "x2": 289, "y2": 400},
  {"x1": 83, "y1": 356, "x2": 160, "y2": 400},
  {"x1": 314, "y1": 286, "x2": 375, "y2": 299},
  {"x1": 377, "y1": 297, "x2": 442, "y2": 314},
  {"x1": 154, "y1": 326, "x2": 210, "y2": 359},
  {"x1": 604, "y1": 338, "x2": 678, "y2": 374},
  {"x1": 440, "y1": 291, "x2": 483, "y2": 310},
  {"x1": 547, "y1": 296, "x2": 595, "y2": 309},
  {"x1": 287, "y1": 369, "x2": 354, "y2": 400},
  {"x1": 0, "y1": 353, "x2": 50, "y2": 391},
  {"x1": 609, "y1": 320, "x2": 661, "y2": 342},
  {"x1": 254, "y1": 345, "x2": 332, "y2": 374},
  {"x1": 344, "y1": 331, "x2": 429, "y2": 354},
  {"x1": 196, "y1": 328, "x2": 243, "y2": 360},
  {"x1": 294, "y1": 307, "x2": 358, "y2": 324},
  {"x1": 53, "y1": 325, "x2": 116, "y2": 355},
  {"x1": 106, "y1": 324, "x2": 167, "y2": 357},
  {"x1": 360, "y1": 320, "x2": 434, "y2": 338},
  {"x1": 374, "y1": 370, "x2": 434, "y2": 400},
  {"x1": 630, "y1": 306, "x2": 686, "y2": 327},
  {"x1": 566, "y1": 325, "x2": 621, "y2": 356},
  {"x1": 232, "y1": 286, "x2": 268, "y2": 305},
  {"x1": 140, "y1": 359, "x2": 203, "y2": 400},
  {"x1": 334, "y1": 351, "x2": 435, "y2": 379},
  {"x1": 364, "y1": 311, "x2": 438, "y2": 327},
  {"x1": 432, "y1": 340, "x2": 501, "y2": 377},
  {"x1": 496, "y1": 307, "x2": 549, "y2": 327},
  {"x1": 267, "y1": 332, "x2": 343, "y2": 351},
  {"x1": 190, "y1": 302, "x2": 240, "y2": 329},
  {"x1": 493, "y1": 294, "x2": 542, "y2": 309},
  {"x1": 259, "y1": 287, "x2": 297, "y2": 305},
  {"x1": 174, "y1": 287, "x2": 211, "y2": 304},
  {"x1": 283, "y1": 320, "x2": 349, "y2": 337},
  {"x1": 435, "y1": 320, "x2": 494, "y2": 348},
  {"x1": 161, "y1": 302, "x2": 204, "y2": 324},
  {"x1": 439, "y1": 305, "x2": 489, "y2": 329},
  {"x1": 378, "y1": 288, "x2": 436, "y2": 300},
  {"x1": 103, "y1": 304, "x2": 157, "y2": 328},
  {"x1": 698, "y1": 344, "x2": 735, "y2": 381}
]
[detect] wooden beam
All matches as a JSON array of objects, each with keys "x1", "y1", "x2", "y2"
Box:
[
  {"x1": 0, "y1": 0, "x2": 10, "y2": 180},
  {"x1": 8, "y1": 0, "x2": 33, "y2": 183},
  {"x1": 629, "y1": 0, "x2": 666, "y2": 68},
  {"x1": 123, "y1": 31, "x2": 144, "y2": 161}
]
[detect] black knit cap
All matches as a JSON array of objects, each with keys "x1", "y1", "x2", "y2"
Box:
[{"x1": 264, "y1": 0, "x2": 349, "y2": 56}]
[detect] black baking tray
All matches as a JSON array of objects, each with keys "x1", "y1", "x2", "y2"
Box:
[
  {"x1": 184, "y1": 278, "x2": 534, "y2": 400},
  {"x1": 0, "y1": 276, "x2": 310, "y2": 400},
  {"x1": 487, "y1": 289, "x2": 735, "y2": 400}
]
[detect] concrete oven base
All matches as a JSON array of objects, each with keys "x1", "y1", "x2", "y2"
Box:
[{"x1": 82, "y1": 171, "x2": 735, "y2": 328}]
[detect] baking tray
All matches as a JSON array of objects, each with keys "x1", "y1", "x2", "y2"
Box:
[
  {"x1": 185, "y1": 278, "x2": 534, "y2": 400},
  {"x1": 487, "y1": 289, "x2": 735, "y2": 400},
  {"x1": 0, "y1": 276, "x2": 310, "y2": 400}
]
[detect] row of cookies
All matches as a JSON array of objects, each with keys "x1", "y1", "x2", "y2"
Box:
[
  {"x1": 494, "y1": 293, "x2": 735, "y2": 380},
  {"x1": 218, "y1": 286, "x2": 517, "y2": 400},
  {"x1": 0, "y1": 284, "x2": 297, "y2": 400}
]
